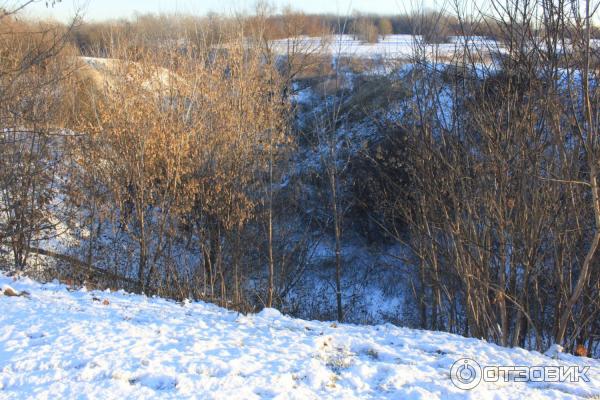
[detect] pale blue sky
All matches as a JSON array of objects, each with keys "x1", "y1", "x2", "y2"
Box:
[{"x1": 23, "y1": 0, "x2": 442, "y2": 22}]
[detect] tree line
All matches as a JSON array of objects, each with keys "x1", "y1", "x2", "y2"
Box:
[{"x1": 69, "y1": 8, "x2": 515, "y2": 55}]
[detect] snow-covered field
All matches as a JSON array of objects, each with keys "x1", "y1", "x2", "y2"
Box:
[
  {"x1": 270, "y1": 34, "x2": 499, "y2": 59},
  {"x1": 0, "y1": 274, "x2": 598, "y2": 399}
]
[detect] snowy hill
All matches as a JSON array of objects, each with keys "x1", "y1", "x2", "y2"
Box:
[{"x1": 0, "y1": 274, "x2": 598, "y2": 399}]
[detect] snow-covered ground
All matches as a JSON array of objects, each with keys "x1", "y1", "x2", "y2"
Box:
[
  {"x1": 0, "y1": 274, "x2": 598, "y2": 399},
  {"x1": 270, "y1": 34, "x2": 500, "y2": 59}
]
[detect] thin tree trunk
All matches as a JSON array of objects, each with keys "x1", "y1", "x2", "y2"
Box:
[
  {"x1": 267, "y1": 133, "x2": 275, "y2": 308},
  {"x1": 330, "y1": 168, "x2": 343, "y2": 322}
]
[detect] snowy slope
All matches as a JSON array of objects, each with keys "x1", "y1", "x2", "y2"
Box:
[{"x1": 0, "y1": 274, "x2": 598, "y2": 399}]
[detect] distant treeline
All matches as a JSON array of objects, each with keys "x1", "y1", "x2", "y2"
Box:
[
  {"x1": 71, "y1": 10, "x2": 600, "y2": 56},
  {"x1": 70, "y1": 11, "x2": 508, "y2": 56}
]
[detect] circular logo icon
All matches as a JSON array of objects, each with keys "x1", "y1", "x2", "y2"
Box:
[{"x1": 450, "y1": 358, "x2": 482, "y2": 390}]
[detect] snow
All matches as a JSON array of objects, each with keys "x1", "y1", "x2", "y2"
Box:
[
  {"x1": 270, "y1": 34, "x2": 501, "y2": 60},
  {"x1": 0, "y1": 273, "x2": 598, "y2": 399}
]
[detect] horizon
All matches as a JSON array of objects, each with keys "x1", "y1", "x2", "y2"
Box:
[{"x1": 23, "y1": 0, "x2": 443, "y2": 22}]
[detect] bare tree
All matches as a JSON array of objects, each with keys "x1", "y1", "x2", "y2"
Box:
[{"x1": 0, "y1": 2, "x2": 78, "y2": 271}]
